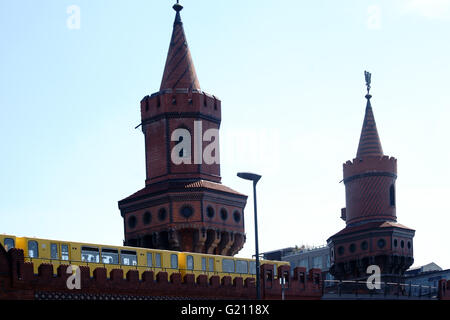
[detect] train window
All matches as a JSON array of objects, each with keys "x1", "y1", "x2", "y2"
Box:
[
  {"x1": 4, "y1": 238, "x2": 14, "y2": 251},
  {"x1": 222, "y1": 259, "x2": 234, "y2": 273},
  {"x1": 171, "y1": 254, "x2": 178, "y2": 269},
  {"x1": 81, "y1": 246, "x2": 100, "y2": 263},
  {"x1": 102, "y1": 248, "x2": 119, "y2": 264},
  {"x1": 61, "y1": 245, "x2": 69, "y2": 261},
  {"x1": 201, "y1": 258, "x2": 207, "y2": 271},
  {"x1": 236, "y1": 260, "x2": 248, "y2": 274},
  {"x1": 28, "y1": 240, "x2": 39, "y2": 258},
  {"x1": 250, "y1": 261, "x2": 256, "y2": 275},
  {"x1": 147, "y1": 253, "x2": 153, "y2": 267},
  {"x1": 121, "y1": 250, "x2": 137, "y2": 266},
  {"x1": 209, "y1": 258, "x2": 214, "y2": 272},
  {"x1": 51, "y1": 244, "x2": 58, "y2": 259},
  {"x1": 155, "y1": 253, "x2": 161, "y2": 268},
  {"x1": 187, "y1": 255, "x2": 194, "y2": 270}
]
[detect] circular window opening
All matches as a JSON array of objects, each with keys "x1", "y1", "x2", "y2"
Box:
[
  {"x1": 377, "y1": 239, "x2": 386, "y2": 249},
  {"x1": 407, "y1": 241, "x2": 411, "y2": 249},
  {"x1": 349, "y1": 243, "x2": 356, "y2": 253},
  {"x1": 233, "y1": 211, "x2": 241, "y2": 223},
  {"x1": 331, "y1": 249, "x2": 334, "y2": 258},
  {"x1": 220, "y1": 208, "x2": 228, "y2": 221},
  {"x1": 401, "y1": 240, "x2": 405, "y2": 248},
  {"x1": 361, "y1": 241, "x2": 368, "y2": 250},
  {"x1": 206, "y1": 206, "x2": 215, "y2": 219},
  {"x1": 394, "y1": 239, "x2": 398, "y2": 247},
  {"x1": 158, "y1": 208, "x2": 167, "y2": 221},
  {"x1": 180, "y1": 205, "x2": 194, "y2": 218},
  {"x1": 128, "y1": 216, "x2": 137, "y2": 229},
  {"x1": 337, "y1": 246, "x2": 345, "y2": 256},
  {"x1": 143, "y1": 211, "x2": 151, "y2": 225}
]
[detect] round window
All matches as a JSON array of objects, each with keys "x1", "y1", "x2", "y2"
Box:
[
  {"x1": 233, "y1": 211, "x2": 241, "y2": 223},
  {"x1": 143, "y1": 211, "x2": 151, "y2": 225},
  {"x1": 220, "y1": 208, "x2": 228, "y2": 221},
  {"x1": 337, "y1": 246, "x2": 345, "y2": 256},
  {"x1": 401, "y1": 240, "x2": 405, "y2": 248},
  {"x1": 407, "y1": 241, "x2": 411, "y2": 249},
  {"x1": 349, "y1": 243, "x2": 356, "y2": 253},
  {"x1": 361, "y1": 241, "x2": 368, "y2": 250},
  {"x1": 158, "y1": 208, "x2": 167, "y2": 221},
  {"x1": 181, "y1": 205, "x2": 194, "y2": 218},
  {"x1": 206, "y1": 206, "x2": 215, "y2": 219},
  {"x1": 128, "y1": 216, "x2": 137, "y2": 229},
  {"x1": 377, "y1": 239, "x2": 386, "y2": 249},
  {"x1": 394, "y1": 239, "x2": 398, "y2": 247}
]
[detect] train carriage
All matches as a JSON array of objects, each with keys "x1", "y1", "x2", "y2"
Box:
[{"x1": 1, "y1": 235, "x2": 289, "y2": 282}]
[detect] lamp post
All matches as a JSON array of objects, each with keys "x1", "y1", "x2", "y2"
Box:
[{"x1": 237, "y1": 172, "x2": 262, "y2": 300}]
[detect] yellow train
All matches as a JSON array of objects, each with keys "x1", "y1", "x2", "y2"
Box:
[{"x1": 0, "y1": 234, "x2": 288, "y2": 281}]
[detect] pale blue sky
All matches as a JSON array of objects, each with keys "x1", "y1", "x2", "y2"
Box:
[{"x1": 1, "y1": 0, "x2": 450, "y2": 269}]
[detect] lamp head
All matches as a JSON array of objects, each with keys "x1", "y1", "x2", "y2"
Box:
[{"x1": 237, "y1": 172, "x2": 262, "y2": 184}]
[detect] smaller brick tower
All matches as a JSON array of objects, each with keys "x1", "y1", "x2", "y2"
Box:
[
  {"x1": 328, "y1": 72, "x2": 415, "y2": 282},
  {"x1": 118, "y1": 2, "x2": 247, "y2": 256}
]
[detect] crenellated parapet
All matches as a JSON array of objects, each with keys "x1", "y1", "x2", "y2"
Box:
[
  {"x1": 0, "y1": 248, "x2": 323, "y2": 300},
  {"x1": 343, "y1": 156, "x2": 397, "y2": 179},
  {"x1": 140, "y1": 90, "x2": 221, "y2": 125}
]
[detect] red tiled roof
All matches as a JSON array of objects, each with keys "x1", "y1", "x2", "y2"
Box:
[
  {"x1": 356, "y1": 96, "x2": 384, "y2": 158},
  {"x1": 159, "y1": 6, "x2": 200, "y2": 91},
  {"x1": 119, "y1": 180, "x2": 246, "y2": 204},
  {"x1": 330, "y1": 220, "x2": 414, "y2": 239}
]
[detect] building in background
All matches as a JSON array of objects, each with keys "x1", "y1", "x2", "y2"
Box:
[
  {"x1": 263, "y1": 245, "x2": 333, "y2": 281},
  {"x1": 404, "y1": 263, "x2": 450, "y2": 296}
]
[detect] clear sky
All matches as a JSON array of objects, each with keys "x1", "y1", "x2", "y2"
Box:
[{"x1": 1, "y1": 0, "x2": 450, "y2": 269}]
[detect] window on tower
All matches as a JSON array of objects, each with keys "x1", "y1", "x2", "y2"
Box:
[
  {"x1": 390, "y1": 184, "x2": 396, "y2": 207},
  {"x1": 178, "y1": 136, "x2": 184, "y2": 157}
]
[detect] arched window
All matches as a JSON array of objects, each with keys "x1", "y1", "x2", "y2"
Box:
[
  {"x1": 28, "y1": 240, "x2": 39, "y2": 258},
  {"x1": 390, "y1": 184, "x2": 396, "y2": 207},
  {"x1": 128, "y1": 215, "x2": 137, "y2": 229},
  {"x1": 143, "y1": 211, "x2": 152, "y2": 225},
  {"x1": 158, "y1": 208, "x2": 167, "y2": 221},
  {"x1": 206, "y1": 206, "x2": 215, "y2": 219},
  {"x1": 220, "y1": 208, "x2": 228, "y2": 221}
]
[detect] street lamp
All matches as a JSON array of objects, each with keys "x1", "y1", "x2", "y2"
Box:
[{"x1": 237, "y1": 172, "x2": 262, "y2": 300}]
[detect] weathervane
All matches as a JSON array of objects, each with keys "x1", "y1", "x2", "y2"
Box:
[{"x1": 364, "y1": 70, "x2": 372, "y2": 95}]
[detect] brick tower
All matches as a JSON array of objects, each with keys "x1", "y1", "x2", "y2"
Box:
[
  {"x1": 118, "y1": 2, "x2": 247, "y2": 256},
  {"x1": 327, "y1": 72, "x2": 415, "y2": 282}
]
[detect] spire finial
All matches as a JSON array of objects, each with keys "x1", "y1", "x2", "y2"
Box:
[
  {"x1": 364, "y1": 70, "x2": 372, "y2": 99},
  {"x1": 173, "y1": 0, "x2": 183, "y2": 12}
]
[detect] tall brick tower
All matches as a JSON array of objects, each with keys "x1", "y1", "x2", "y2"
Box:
[
  {"x1": 118, "y1": 2, "x2": 247, "y2": 256},
  {"x1": 327, "y1": 72, "x2": 415, "y2": 282}
]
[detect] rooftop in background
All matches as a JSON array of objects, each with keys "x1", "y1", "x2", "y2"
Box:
[
  {"x1": 405, "y1": 262, "x2": 443, "y2": 277},
  {"x1": 262, "y1": 244, "x2": 329, "y2": 261}
]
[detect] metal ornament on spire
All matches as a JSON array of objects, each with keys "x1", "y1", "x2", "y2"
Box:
[
  {"x1": 364, "y1": 71, "x2": 372, "y2": 97},
  {"x1": 173, "y1": 0, "x2": 183, "y2": 12}
]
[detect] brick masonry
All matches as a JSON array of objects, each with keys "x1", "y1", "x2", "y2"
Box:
[{"x1": 0, "y1": 247, "x2": 322, "y2": 300}]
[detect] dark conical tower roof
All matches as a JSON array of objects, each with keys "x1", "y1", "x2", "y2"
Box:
[
  {"x1": 356, "y1": 94, "x2": 384, "y2": 158},
  {"x1": 160, "y1": 2, "x2": 200, "y2": 91}
]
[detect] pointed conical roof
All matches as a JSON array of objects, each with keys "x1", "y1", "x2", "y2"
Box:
[
  {"x1": 356, "y1": 94, "x2": 384, "y2": 158},
  {"x1": 160, "y1": 3, "x2": 200, "y2": 91}
]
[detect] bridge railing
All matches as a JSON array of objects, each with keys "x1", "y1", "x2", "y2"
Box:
[{"x1": 322, "y1": 279, "x2": 438, "y2": 299}]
